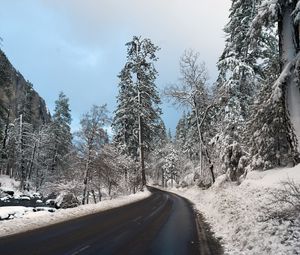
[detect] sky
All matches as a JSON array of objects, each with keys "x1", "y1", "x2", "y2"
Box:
[{"x1": 0, "y1": 0, "x2": 231, "y2": 134}]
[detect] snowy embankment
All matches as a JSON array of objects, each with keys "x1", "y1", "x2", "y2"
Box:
[
  {"x1": 171, "y1": 166, "x2": 300, "y2": 255},
  {"x1": 0, "y1": 190, "x2": 151, "y2": 237}
]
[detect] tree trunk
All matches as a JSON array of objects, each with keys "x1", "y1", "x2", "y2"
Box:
[
  {"x1": 86, "y1": 191, "x2": 89, "y2": 204},
  {"x1": 278, "y1": 2, "x2": 298, "y2": 67},
  {"x1": 2, "y1": 110, "x2": 9, "y2": 150},
  {"x1": 194, "y1": 99, "x2": 215, "y2": 183},
  {"x1": 280, "y1": 1, "x2": 300, "y2": 154},
  {"x1": 91, "y1": 190, "x2": 97, "y2": 204},
  {"x1": 108, "y1": 181, "x2": 112, "y2": 197},
  {"x1": 27, "y1": 141, "x2": 37, "y2": 181},
  {"x1": 19, "y1": 114, "x2": 26, "y2": 191},
  {"x1": 161, "y1": 168, "x2": 164, "y2": 188},
  {"x1": 194, "y1": 101, "x2": 203, "y2": 176},
  {"x1": 138, "y1": 90, "x2": 146, "y2": 187},
  {"x1": 82, "y1": 156, "x2": 90, "y2": 205},
  {"x1": 97, "y1": 188, "x2": 102, "y2": 201}
]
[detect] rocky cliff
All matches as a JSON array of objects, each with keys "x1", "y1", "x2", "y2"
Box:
[{"x1": 0, "y1": 49, "x2": 51, "y2": 128}]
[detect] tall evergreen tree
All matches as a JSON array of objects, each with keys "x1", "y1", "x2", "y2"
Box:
[
  {"x1": 112, "y1": 67, "x2": 138, "y2": 158},
  {"x1": 218, "y1": 0, "x2": 259, "y2": 120},
  {"x1": 50, "y1": 92, "x2": 72, "y2": 176},
  {"x1": 214, "y1": 0, "x2": 281, "y2": 180},
  {"x1": 112, "y1": 36, "x2": 162, "y2": 186},
  {"x1": 175, "y1": 112, "x2": 188, "y2": 149}
]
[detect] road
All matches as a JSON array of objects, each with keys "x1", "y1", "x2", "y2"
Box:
[{"x1": 0, "y1": 187, "x2": 222, "y2": 255}]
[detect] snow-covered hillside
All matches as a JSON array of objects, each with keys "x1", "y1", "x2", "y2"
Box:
[{"x1": 171, "y1": 165, "x2": 300, "y2": 255}]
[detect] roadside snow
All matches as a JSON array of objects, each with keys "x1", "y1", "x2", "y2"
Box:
[
  {"x1": 0, "y1": 206, "x2": 32, "y2": 220},
  {"x1": 170, "y1": 165, "x2": 300, "y2": 255},
  {"x1": 0, "y1": 190, "x2": 151, "y2": 237},
  {"x1": 0, "y1": 175, "x2": 21, "y2": 196}
]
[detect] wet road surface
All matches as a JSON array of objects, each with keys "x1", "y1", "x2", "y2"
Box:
[{"x1": 0, "y1": 187, "x2": 222, "y2": 255}]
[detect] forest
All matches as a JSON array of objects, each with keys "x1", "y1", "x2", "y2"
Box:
[{"x1": 0, "y1": 0, "x2": 299, "y2": 206}]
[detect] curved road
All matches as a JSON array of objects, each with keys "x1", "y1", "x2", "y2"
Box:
[{"x1": 0, "y1": 187, "x2": 222, "y2": 255}]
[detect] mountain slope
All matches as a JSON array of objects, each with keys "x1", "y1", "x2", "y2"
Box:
[{"x1": 0, "y1": 49, "x2": 50, "y2": 129}]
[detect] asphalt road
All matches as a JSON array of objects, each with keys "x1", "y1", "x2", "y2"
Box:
[{"x1": 0, "y1": 187, "x2": 222, "y2": 255}]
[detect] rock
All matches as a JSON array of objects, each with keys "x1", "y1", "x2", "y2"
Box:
[
  {"x1": 3, "y1": 190, "x2": 14, "y2": 196},
  {"x1": 180, "y1": 181, "x2": 188, "y2": 188},
  {"x1": 55, "y1": 193, "x2": 79, "y2": 209},
  {"x1": 46, "y1": 199, "x2": 56, "y2": 207},
  {"x1": 0, "y1": 49, "x2": 51, "y2": 130},
  {"x1": 45, "y1": 192, "x2": 58, "y2": 200}
]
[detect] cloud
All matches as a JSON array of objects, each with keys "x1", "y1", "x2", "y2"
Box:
[
  {"x1": 41, "y1": 0, "x2": 230, "y2": 52},
  {"x1": 2, "y1": 0, "x2": 231, "y2": 133}
]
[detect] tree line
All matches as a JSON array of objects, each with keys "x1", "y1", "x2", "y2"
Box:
[
  {"x1": 0, "y1": 0, "x2": 299, "y2": 200},
  {"x1": 153, "y1": 0, "x2": 300, "y2": 187}
]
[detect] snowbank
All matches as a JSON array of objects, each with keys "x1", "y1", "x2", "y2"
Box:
[
  {"x1": 0, "y1": 206, "x2": 32, "y2": 220},
  {"x1": 0, "y1": 175, "x2": 22, "y2": 196},
  {"x1": 171, "y1": 165, "x2": 300, "y2": 255},
  {"x1": 0, "y1": 189, "x2": 151, "y2": 237}
]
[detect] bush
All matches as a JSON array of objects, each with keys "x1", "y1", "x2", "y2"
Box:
[{"x1": 266, "y1": 179, "x2": 300, "y2": 219}]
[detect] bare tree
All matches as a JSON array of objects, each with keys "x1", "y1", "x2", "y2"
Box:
[
  {"x1": 75, "y1": 105, "x2": 110, "y2": 205},
  {"x1": 164, "y1": 50, "x2": 215, "y2": 182}
]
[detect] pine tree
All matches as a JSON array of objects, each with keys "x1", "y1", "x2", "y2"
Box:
[
  {"x1": 50, "y1": 92, "x2": 72, "y2": 176},
  {"x1": 175, "y1": 112, "x2": 188, "y2": 149},
  {"x1": 162, "y1": 144, "x2": 179, "y2": 188},
  {"x1": 112, "y1": 36, "x2": 162, "y2": 186},
  {"x1": 214, "y1": 0, "x2": 283, "y2": 180},
  {"x1": 112, "y1": 67, "x2": 139, "y2": 158},
  {"x1": 217, "y1": 0, "x2": 262, "y2": 119}
]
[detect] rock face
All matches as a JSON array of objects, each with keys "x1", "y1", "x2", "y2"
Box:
[{"x1": 0, "y1": 49, "x2": 51, "y2": 128}]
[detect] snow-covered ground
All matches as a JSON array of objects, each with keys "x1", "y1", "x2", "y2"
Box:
[
  {"x1": 170, "y1": 165, "x2": 300, "y2": 255},
  {"x1": 0, "y1": 189, "x2": 151, "y2": 237},
  {"x1": 0, "y1": 175, "x2": 23, "y2": 197}
]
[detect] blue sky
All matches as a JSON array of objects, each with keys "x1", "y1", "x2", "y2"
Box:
[{"x1": 0, "y1": 0, "x2": 230, "y2": 134}]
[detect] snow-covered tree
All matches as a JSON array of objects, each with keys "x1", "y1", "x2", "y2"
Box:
[
  {"x1": 112, "y1": 36, "x2": 162, "y2": 187},
  {"x1": 112, "y1": 67, "x2": 138, "y2": 158},
  {"x1": 217, "y1": 0, "x2": 263, "y2": 118},
  {"x1": 175, "y1": 112, "x2": 188, "y2": 149},
  {"x1": 49, "y1": 92, "x2": 72, "y2": 176},
  {"x1": 247, "y1": 0, "x2": 300, "y2": 168},
  {"x1": 92, "y1": 144, "x2": 123, "y2": 199},
  {"x1": 162, "y1": 144, "x2": 179, "y2": 188},
  {"x1": 213, "y1": 0, "x2": 283, "y2": 180},
  {"x1": 75, "y1": 104, "x2": 110, "y2": 204},
  {"x1": 164, "y1": 50, "x2": 215, "y2": 182}
]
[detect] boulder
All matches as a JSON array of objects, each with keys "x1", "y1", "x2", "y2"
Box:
[{"x1": 55, "y1": 193, "x2": 79, "y2": 209}]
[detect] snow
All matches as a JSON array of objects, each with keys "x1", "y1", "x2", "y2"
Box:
[
  {"x1": 0, "y1": 206, "x2": 32, "y2": 220},
  {"x1": 0, "y1": 189, "x2": 151, "y2": 237},
  {"x1": 0, "y1": 175, "x2": 21, "y2": 196},
  {"x1": 169, "y1": 165, "x2": 300, "y2": 255}
]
